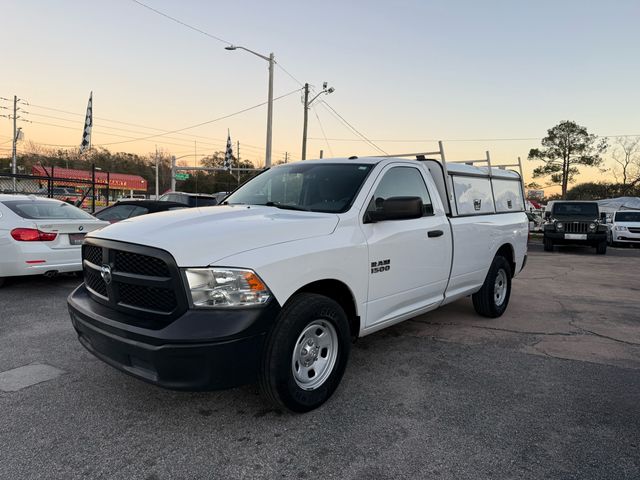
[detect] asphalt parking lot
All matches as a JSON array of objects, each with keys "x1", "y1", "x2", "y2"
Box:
[{"x1": 1, "y1": 243, "x2": 639, "y2": 480}]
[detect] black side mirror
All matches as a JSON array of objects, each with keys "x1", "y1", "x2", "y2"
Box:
[
  {"x1": 544, "y1": 211, "x2": 551, "y2": 220},
  {"x1": 365, "y1": 196, "x2": 423, "y2": 223},
  {"x1": 600, "y1": 212, "x2": 607, "y2": 222}
]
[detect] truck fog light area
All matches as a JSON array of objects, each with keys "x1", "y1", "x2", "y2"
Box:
[{"x1": 184, "y1": 268, "x2": 271, "y2": 308}]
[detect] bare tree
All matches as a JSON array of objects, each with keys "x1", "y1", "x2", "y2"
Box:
[{"x1": 611, "y1": 136, "x2": 640, "y2": 186}]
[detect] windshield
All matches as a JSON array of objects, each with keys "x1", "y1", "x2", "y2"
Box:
[
  {"x1": 552, "y1": 202, "x2": 598, "y2": 217},
  {"x1": 224, "y1": 163, "x2": 373, "y2": 213},
  {"x1": 615, "y1": 211, "x2": 640, "y2": 222},
  {"x1": 2, "y1": 200, "x2": 95, "y2": 220}
]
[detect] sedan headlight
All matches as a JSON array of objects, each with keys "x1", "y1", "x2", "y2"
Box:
[
  {"x1": 615, "y1": 226, "x2": 628, "y2": 231},
  {"x1": 556, "y1": 222, "x2": 564, "y2": 230},
  {"x1": 184, "y1": 268, "x2": 271, "y2": 308}
]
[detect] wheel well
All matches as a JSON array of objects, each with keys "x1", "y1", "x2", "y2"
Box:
[
  {"x1": 293, "y1": 280, "x2": 360, "y2": 339},
  {"x1": 496, "y1": 243, "x2": 516, "y2": 277}
]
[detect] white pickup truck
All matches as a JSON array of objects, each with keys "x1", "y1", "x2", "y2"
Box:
[{"x1": 68, "y1": 152, "x2": 528, "y2": 412}]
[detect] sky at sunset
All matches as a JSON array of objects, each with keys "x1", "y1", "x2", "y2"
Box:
[{"x1": 1, "y1": 0, "x2": 639, "y2": 192}]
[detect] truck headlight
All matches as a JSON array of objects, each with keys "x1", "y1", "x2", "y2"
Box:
[
  {"x1": 184, "y1": 268, "x2": 271, "y2": 308},
  {"x1": 589, "y1": 223, "x2": 596, "y2": 230},
  {"x1": 556, "y1": 222, "x2": 563, "y2": 230}
]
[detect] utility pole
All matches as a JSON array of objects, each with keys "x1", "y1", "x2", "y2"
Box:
[
  {"x1": 155, "y1": 145, "x2": 159, "y2": 200},
  {"x1": 284, "y1": 152, "x2": 288, "y2": 164},
  {"x1": 237, "y1": 140, "x2": 241, "y2": 186},
  {"x1": 266, "y1": 52, "x2": 274, "y2": 168},
  {"x1": 11, "y1": 95, "x2": 19, "y2": 192},
  {"x1": 301, "y1": 82, "x2": 335, "y2": 160},
  {"x1": 170, "y1": 155, "x2": 176, "y2": 192},
  {"x1": 301, "y1": 84, "x2": 310, "y2": 160},
  {"x1": 320, "y1": 150, "x2": 324, "y2": 159}
]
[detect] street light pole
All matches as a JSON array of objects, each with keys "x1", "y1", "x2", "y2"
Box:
[
  {"x1": 301, "y1": 82, "x2": 334, "y2": 160},
  {"x1": 225, "y1": 45, "x2": 275, "y2": 168}
]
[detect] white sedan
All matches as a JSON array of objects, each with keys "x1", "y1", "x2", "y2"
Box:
[{"x1": 0, "y1": 195, "x2": 109, "y2": 286}]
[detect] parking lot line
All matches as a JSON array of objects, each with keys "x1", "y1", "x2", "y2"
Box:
[{"x1": 0, "y1": 363, "x2": 65, "y2": 392}]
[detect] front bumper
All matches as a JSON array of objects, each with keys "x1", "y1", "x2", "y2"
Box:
[
  {"x1": 68, "y1": 284, "x2": 281, "y2": 390},
  {"x1": 544, "y1": 231, "x2": 606, "y2": 245},
  {"x1": 612, "y1": 231, "x2": 640, "y2": 244}
]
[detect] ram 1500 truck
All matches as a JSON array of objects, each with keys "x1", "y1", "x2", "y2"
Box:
[
  {"x1": 68, "y1": 155, "x2": 528, "y2": 412},
  {"x1": 543, "y1": 201, "x2": 607, "y2": 254}
]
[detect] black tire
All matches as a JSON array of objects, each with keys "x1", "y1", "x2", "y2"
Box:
[
  {"x1": 0, "y1": 278, "x2": 4, "y2": 288},
  {"x1": 472, "y1": 256, "x2": 512, "y2": 318},
  {"x1": 596, "y1": 241, "x2": 607, "y2": 255},
  {"x1": 259, "y1": 293, "x2": 351, "y2": 413},
  {"x1": 543, "y1": 237, "x2": 554, "y2": 252}
]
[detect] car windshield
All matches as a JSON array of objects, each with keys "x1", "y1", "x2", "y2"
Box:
[
  {"x1": 2, "y1": 200, "x2": 95, "y2": 220},
  {"x1": 553, "y1": 202, "x2": 598, "y2": 217},
  {"x1": 190, "y1": 197, "x2": 218, "y2": 207},
  {"x1": 615, "y1": 211, "x2": 640, "y2": 222},
  {"x1": 224, "y1": 163, "x2": 373, "y2": 213}
]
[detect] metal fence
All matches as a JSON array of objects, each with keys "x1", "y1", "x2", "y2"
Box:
[{"x1": 0, "y1": 172, "x2": 106, "y2": 213}]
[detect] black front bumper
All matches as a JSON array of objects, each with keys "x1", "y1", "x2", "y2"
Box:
[
  {"x1": 68, "y1": 284, "x2": 280, "y2": 390},
  {"x1": 544, "y1": 231, "x2": 606, "y2": 245}
]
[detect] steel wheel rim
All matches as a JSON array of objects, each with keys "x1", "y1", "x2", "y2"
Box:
[
  {"x1": 291, "y1": 320, "x2": 338, "y2": 391},
  {"x1": 494, "y1": 269, "x2": 507, "y2": 306}
]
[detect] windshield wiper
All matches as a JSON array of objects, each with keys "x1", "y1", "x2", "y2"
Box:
[{"x1": 263, "y1": 201, "x2": 310, "y2": 212}]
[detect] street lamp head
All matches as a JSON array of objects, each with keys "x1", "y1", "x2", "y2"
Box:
[
  {"x1": 327, "y1": 87, "x2": 335, "y2": 94},
  {"x1": 225, "y1": 45, "x2": 237, "y2": 51}
]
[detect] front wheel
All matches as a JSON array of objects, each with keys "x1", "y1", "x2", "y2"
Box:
[
  {"x1": 0, "y1": 277, "x2": 5, "y2": 288},
  {"x1": 596, "y1": 241, "x2": 607, "y2": 255},
  {"x1": 259, "y1": 293, "x2": 351, "y2": 413},
  {"x1": 472, "y1": 256, "x2": 512, "y2": 318},
  {"x1": 543, "y1": 237, "x2": 554, "y2": 252}
]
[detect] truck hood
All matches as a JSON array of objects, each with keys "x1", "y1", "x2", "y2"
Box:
[{"x1": 89, "y1": 205, "x2": 339, "y2": 266}]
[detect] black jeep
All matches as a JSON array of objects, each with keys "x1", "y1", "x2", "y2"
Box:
[{"x1": 543, "y1": 201, "x2": 607, "y2": 254}]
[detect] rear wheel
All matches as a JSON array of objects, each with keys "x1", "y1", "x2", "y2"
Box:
[
  {"x1": 596, "y1": 241, "x2": 607, "y2": 255},
  {"x1": 472, "y1": 256, "x2": 512, "y2": 318},
  {"x1": 543, "y1": 237, "x2": 554, "y2": 252},
  {"x1": 259, "y1": 293, "x2": 351, "y2": 413}
]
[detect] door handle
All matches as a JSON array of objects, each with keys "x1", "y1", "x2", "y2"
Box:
[{"x1": 427, "y1": 230, "x2": 444, "y2": 238}]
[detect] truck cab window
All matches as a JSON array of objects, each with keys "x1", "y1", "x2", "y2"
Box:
[{"x1": 368, "y1": 167, "x2": 433, "y2": 216}]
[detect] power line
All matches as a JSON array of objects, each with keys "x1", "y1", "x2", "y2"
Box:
[
  {"x1": 311, "y1": 105, "x2": 333, "y2": 157},
  {"x1": 95, "y1": 88, "x2": 301, "y2": 146},
  {"x1": 25, "y1": 102, "x2": 271, "y2": 153},
  {"x1": 130, "y1": 0, "x2": 231, "y2": 45},
  {"x1": 318, "y1": 101, "x2": 387, "y2": 155},
  {"x1": 306, "y1": 134, "x2": 640, "y2": 143}
]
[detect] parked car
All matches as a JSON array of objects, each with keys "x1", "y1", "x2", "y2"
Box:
[
  {"x1": 543, "y1": 201, "x2": 608, "y2": 254},
  {"x1": 94, "y1": 200, "x2": 187, "y2": 224},
  {"x1": 158, "y1": 192, "x2": 219, "y2": 207},
  {"x1": 68, "y1": 155, "x2": 528, "y2": 412},
  {"x1": 36, "y1": 186, "x2": 81, "y2": 204},
  {"x1": 607, "y1": 210, "x2": 640, "y2": 247},
  {"x1": 0, "y1": 194, "x2": 108, "y2": 287}
]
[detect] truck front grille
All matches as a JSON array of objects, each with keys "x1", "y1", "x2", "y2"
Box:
[
  {"x1": 81, "y1": 239, "x2": 187, "y2": 325},
  {"x1": 563, "y1": 222, "x2": 589, "y2": 234}
]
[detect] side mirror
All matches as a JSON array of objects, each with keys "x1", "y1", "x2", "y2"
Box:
[
  {"x1": 544, "y1": 211, "x2": 551, "y2": 220},
  {"x1": 365, "y1": 196, "x2": 423, "y2": 223},
  {"x1": 600, "y1": 212, "x2": 607, "y2": 222}
]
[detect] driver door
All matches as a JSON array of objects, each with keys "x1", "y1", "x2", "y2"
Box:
[{"x1": 361, "y1": 165, "x2": 452, "y2": 328}]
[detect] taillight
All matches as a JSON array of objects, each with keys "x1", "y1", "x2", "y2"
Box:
[{"x1": 10, "y1": 228, "x2": 57, "y2": 242}]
